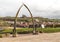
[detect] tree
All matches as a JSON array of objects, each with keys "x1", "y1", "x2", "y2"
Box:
[{"x1": 22, "y1": 14, "x2": 27, "y2": 18}]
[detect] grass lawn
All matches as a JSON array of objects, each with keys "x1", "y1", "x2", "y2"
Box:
[
  {"x1": 0, "y1": 27, "x2": 60, "y2": 38},
  {"x1": 1, "y1": 27, "x2": 60, "y2": 34},
  {"x1": 37, "y1": 28, "x2": 60, "y2": 33}
]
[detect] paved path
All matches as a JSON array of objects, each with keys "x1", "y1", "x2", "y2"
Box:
[{"x1": 0, "y1": 32, "x2": 60, "y2": 42}]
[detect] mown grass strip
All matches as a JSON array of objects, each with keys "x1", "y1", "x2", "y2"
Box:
[{"x1": 0, "y1": 27, "x2": 60, "y2": 34}]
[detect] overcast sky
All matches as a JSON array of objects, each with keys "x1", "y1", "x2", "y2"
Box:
[{"x1": 0, "y1": 0, "x2": 60, "y2": 19}]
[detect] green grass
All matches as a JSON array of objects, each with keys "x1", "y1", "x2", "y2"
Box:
[
  {"x1": 0, "y1": 27, "x2": 60, "y2": 34},
  {"x1": 37, "y1": 28, "x2": 60, "y2": 33},
  {"x1": 2, "y1": 28, "x2": 33, "y2": 34},
  {"x1": 16, "y1": 28, "x2": 33, "y2": 34}
]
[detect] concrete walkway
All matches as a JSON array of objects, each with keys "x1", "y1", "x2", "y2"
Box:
[{"x1": 0, "y1": 32, "x2": 60, "y2": 42}]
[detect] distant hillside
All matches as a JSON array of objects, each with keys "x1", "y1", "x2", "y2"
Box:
[{"x1": 0, "y1": 17, "x2": 60, "y2": 22}]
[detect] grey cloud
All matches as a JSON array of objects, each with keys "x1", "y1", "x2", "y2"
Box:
[{"x1": 0, "y1": 0, "x2": 60, "y2": 19}]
